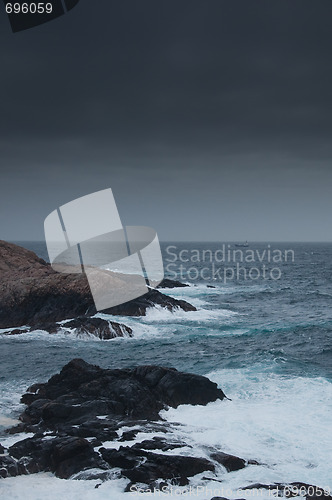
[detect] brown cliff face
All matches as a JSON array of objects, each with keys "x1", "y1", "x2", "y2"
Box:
[
  {"x1": 0, "y1": 240, "x2": 53, "y2": 280},
  {"x1": 0, "y1": 241, "x2": 196, "y2": 329},
  {"x1": 0, "y1": 240, "x2": 95, "y2": 328}
]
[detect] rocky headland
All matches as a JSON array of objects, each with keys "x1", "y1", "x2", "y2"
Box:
[{"x1": 0, "y1": 240, "x2": 196, "y2": 334}]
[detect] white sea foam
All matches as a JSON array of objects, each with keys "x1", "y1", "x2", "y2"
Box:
[
  {"x1": 161, "y1": 368, "x2": 332, "y2": 490},
  {"x1": 0, "y1": 432, "x2": 34, "y2": 448},
  {"x1": 161, "y1": 283, "x2": 272, "y2": 299},
  {"x1": 97, "y1": 305, "x2": 239, "y2": 340},
  {"x1": 143, "y1": 305, "x2": 238, "y2": 324}
]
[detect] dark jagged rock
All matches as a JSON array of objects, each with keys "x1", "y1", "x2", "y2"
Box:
[
  {"x1": 132, "y1": 364, "x2": 227, "y2": 408},
  {"x1": 211, "y1": 451, "x2": 246, "y2": 472},
  {"x1": 0, "y1": 455, "x2": 26, "y2": 478},
  {"x1": 122, "y1": 451, "x2": 214, "y2": 486},
  {"x1": 2, "y1": 359, "x2": 319, "y2": 494},
  {"x1": 0, "y1": 240, "x2": 196, "y2": 329},
  {"x1": 8, "y1": 435, "x2": 107, "y2": 479},
  {"x1": 101, "y1": 442, "x2": 209, "y2": 487},
  {"x1": 0, "y1": 359, "x2": 227, "y2": 484},
  {"x1": 131, "y1": 437, "x2": 188, "y2": 451},
  {"x1": 102, "y1": 288, "x2": 196, "y2": 317},
  {"x1": 0, "y1": 328, "x2": 30, "y2": 336},
  {"x1": 104, "y1": 445, "x2": 214, "y2": 487},
  {"x1": 16, "y1": 359, "x2": 226, "y2": 429},
  {"x1": 32, "y1": 316, "x2": 133, "y2": 339},
  {"x1": 157, "y1": 278, "x2": 189, "y2": 288}
]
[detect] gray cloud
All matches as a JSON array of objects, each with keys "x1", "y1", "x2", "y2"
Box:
[{"x1": 0, "y1": 0, "x2": 332, "y2": 241}]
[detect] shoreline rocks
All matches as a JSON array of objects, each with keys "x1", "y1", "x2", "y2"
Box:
[
  {"x1": 0, "y1": 359, "x2": 328, "y2": 497},
  {"x1": 0, "y1": 358, "x2": 230, "y2": 486}
]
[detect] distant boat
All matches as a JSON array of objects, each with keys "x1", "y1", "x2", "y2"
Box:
[{"x1": 234, "y1": 241, "x2": 249, "y2": 247}]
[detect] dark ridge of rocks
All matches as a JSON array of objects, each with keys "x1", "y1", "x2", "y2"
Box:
[
  {"x1": 16, "y1": 359, "x2": 227, "y2": 428},
  {"x1": 1, "y1": 360, "x2": 323, "y2": 494},
  {"x1": 210, "y1": 451, "x2": 246, "y2": 472},
  {"x1": 157, "y1": 278, "x2": 189, "y2": 288},
  {"x1": 0, "y1": 328, "x2": 30, "y2": 336},
  {"x1": 1, "y1": 317, "x2": 133, "y2": 340},
  {"x1": 32, "y1": 316, "x2": 133, "y2": 339},
  {"x1": 0, "y1": 240, "x2": 196, "y2": 329},
  {"x1": 0, "y1": 359, "x2": 230, "y2": 487},
  {"x1": 120, "y1": 449, "x2": 214, "y2": 486},
  {"x1": 101, "y1": 288, "x2": 196, "y2": 317},
  {"x1": 7, "y1": 435, "x2": 108, "y2": 479},
  {"x1": 131, "y1": 437, "x2": 188, "y2": 452}
]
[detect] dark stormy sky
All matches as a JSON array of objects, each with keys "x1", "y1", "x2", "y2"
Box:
[{"x1": 0, "y1": 0, "x2": 332, "y2": 242}]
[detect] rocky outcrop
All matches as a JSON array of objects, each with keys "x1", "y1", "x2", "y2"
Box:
[
  {"x1": 34, "y1": 317, "x2": 133, "y2": 339},
  {"x1": 210, "y1": 451, "x2": 246, "y2": 472},
  {"x1": 0, "y1": 359, "x2": 231, "y2": 487},
  {"x1": 0, "y1": 240, "x2": 196, "y2": 329},
  {"x1": 1, "y1": 317, "x2": 133, "y2": 339},
  {"x1": 1, "y1": 359, "x2": 322, "y2": 495},
  {"x1": 157, "y1": 278, "x2": 189, "y2": 288},
  {"x1": 102, "y1": 288, "x2": 196, "y2": 317},
  {"x1": 15, "y1": 358, "x2": 227, "y2": 429}
]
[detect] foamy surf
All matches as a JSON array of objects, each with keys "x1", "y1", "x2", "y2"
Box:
[
  {"x1": 162, "y1": 368, "x2": 332, "y2": 490},
  {"x1": 143, "y1": 304, "x2": 238, "y2": 324}
]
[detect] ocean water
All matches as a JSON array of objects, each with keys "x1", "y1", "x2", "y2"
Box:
[{"x1": 0, "y1": 242, "x2": 331, "y2": 499}]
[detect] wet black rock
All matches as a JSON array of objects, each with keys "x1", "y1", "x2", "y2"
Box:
[
  {"x1": 0, "y1": 455, "x2": 26, "y2": 478},
  {"x1": 0, "y1": 359, "x2": 228, "y2": 484},
  {"x1": 33, "y1": 316, "x2": 133, "y2": 339},
  {"x1": 102, "y1": 288, "x2": 196, "y2": 316},
  {"x1": 103, "y1": 444, "x2": 215, "y2": 488},
  {"x1": 16, "y1": 359, "x2": 226, "y2": 430},
  {"x1": 210, "y1": 451, "x2": 246, "y2": 472},
  {"x1": 131, "y1": 437, "x2": 188, "y2": 452},
  {"x1": 8, "y1": 435, "x2": 107, "y2": 479},
  {"x1": 157, "y1": 278, "x2": 189, "y2": 288},
  {"x1": 122, "y1": 451, "x2": 214, "y2": 486}
]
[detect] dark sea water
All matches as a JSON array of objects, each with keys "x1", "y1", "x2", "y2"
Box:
[{"x1": 0, "y1": 241, "x2": 331, "y2": 498}]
